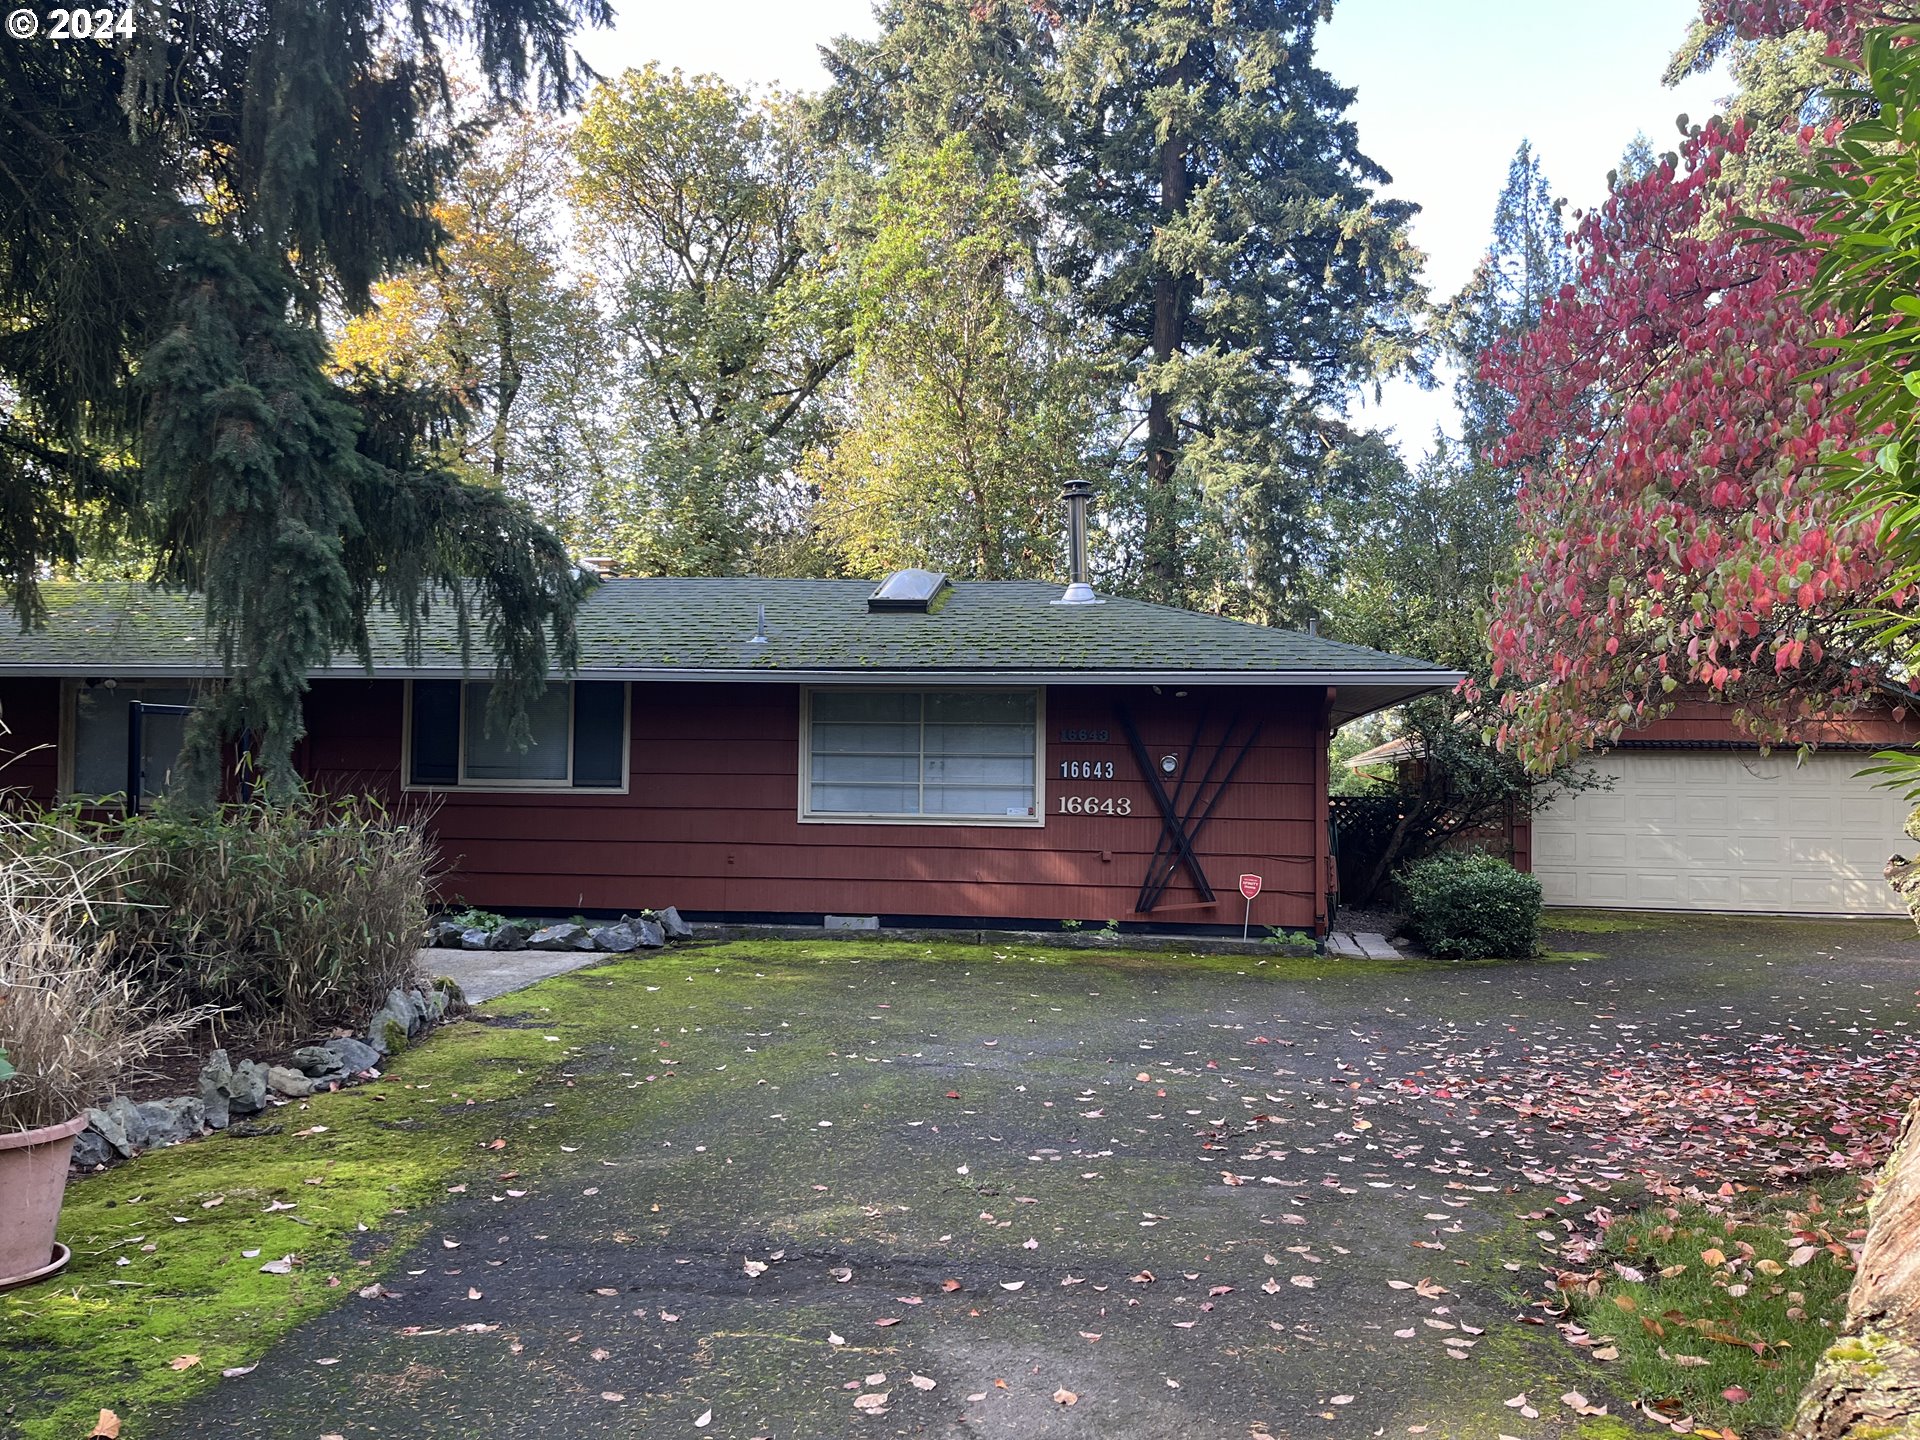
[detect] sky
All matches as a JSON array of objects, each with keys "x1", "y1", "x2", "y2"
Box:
[{"x1": 574, "y1": 0, "x2": 1732, "y2": 453}]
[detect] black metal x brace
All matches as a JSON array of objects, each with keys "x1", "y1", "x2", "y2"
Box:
[
  {"x1": 1117, "y1": 705, "x2": 1264, "y2": 915},
  {"x1": 1116, "y1": 705, "x2": 1217, "y2": 907}
]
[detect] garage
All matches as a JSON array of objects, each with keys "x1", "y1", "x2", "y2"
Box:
[{"x1": 1530, "y1": 748, "x2": 1913, "y2": 916}]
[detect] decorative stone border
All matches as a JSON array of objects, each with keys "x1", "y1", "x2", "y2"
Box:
[
  {"x1": 426, "y1": 906, "x2": 696, "y2": 954},
  {"x1": 69, "y1": 976, "x2": 468, "y2": 1171}
]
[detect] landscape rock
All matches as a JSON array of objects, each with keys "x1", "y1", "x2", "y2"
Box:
[
  {"x1": 388, "y1": 986, "x2": 429, "y2": 1030},
  {"x1": 633, "y1": 917, "x2": 667, "y2": 949},
  {"x1": 128, "y1": 1099, "x2": 174, "y2": 1148},
  {"x1": 427, "y1": 918, "x2": 466, "y2": 948},
  {"x1": 528, "y1": 922, "x2": 595, "y2": 952},
  {"x1": 589, "y1": 922, "x2": 640, "y2": 953},
  {"x1": 430, "y1": 975, "x2": 468, "y2": 1015},
  {"x1": 366, "y1": 1002, "x2": 411, "y2": 1056},
  {"x1": 654, "y1": 905, "x2": 694, "y2": 941},
  {"x1": 151, "y1": 1096, "x2": 206, "y2": 1143},
  {"x1": 291, "y1": 1045, "x2": 348, "y2": 1081},
  {"x1": 228, "y1": 1060, "x2": 270, "y2": 1116},
  {"x1": 322, "y1": 1036, "x2": 381, "y2": 1074},
  {"x1": 86, "y1": 1101, "x2": 134, "y2": 1159},
  {"x1": 198, "y1": 1049, "x2": 235, "y2": 1130},
  {"x1": 366, "y1": 989, "x2": 423, "y2": 1054},
  {"x1": 484, "y1": 920, "x2": 531, "y2": 951},
  {"x1": 70, "y1": 1128, "x2": 115, "y2": 1168},
  {"x1": 66, "y1": 969, "x2": 460, "y2": 1172},
  {"x1": 266, "y1": 1065, "x2": 315, "y2": 1098},
  {"x1": 103, "y1": 1096, "x2": 204, "y2": 1150},
  {"x1": 460, "y1": 927, "x2": 491, "y2": 950}
]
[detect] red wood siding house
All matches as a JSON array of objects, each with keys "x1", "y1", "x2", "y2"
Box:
[{"x1": 0, "y1": 576, "x2": 1458, "y2": 935}]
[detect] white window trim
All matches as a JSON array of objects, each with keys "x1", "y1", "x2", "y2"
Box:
[
  {"x1": 58, "y1": 678, "x2": 204, "y2": 800},
  {"x1": 401, "y1": 679, "x2": 631, "y2": 795},
  {"x1": 798, "y1": 685, "x2": 1046, "y2": 827}
]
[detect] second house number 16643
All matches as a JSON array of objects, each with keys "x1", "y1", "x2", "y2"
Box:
[{"x1": 1057, "y1": 794, "x2": 1131, "y2": 815}]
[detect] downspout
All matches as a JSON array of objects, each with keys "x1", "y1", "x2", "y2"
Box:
[{"x1": 1316, "y1": 687, "x2": 1336, "y2": 937}]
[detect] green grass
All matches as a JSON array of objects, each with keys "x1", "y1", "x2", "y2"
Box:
[{"x1": 1563, "y1": 1181, "x2": 1867, "y2": 1435}]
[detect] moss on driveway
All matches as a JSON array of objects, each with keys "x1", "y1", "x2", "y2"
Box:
[{"x1": 4, "y1": 923, "x2": 1914, "y2": 1439}]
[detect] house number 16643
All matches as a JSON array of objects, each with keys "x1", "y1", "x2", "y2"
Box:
[
  {"x1": 1058, "y1": 759, "x2": 1115, "y2": 779},
  {"x1": 1058, "y1": 795, "x2": 1132, "y2": 815}
]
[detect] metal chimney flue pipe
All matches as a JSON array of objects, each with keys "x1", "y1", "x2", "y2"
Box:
[{"x1": 1053, "y1": 479, "x2": 1102, "y2": 606}]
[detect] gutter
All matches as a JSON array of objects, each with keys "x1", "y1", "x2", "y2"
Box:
[{"x1": 0, "y1": 664, "x2": 1466, "y2": 689}]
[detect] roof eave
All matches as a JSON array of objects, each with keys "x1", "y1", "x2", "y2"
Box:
[{"x1": 0, "y1": 663, "x2": 1465, "y2": 691}]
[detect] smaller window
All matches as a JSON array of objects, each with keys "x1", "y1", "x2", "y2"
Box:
[
  {"x1": 463, "y1": 682, "x2": 570, "y2": 783},
  {"x1": 66, "y1": 682, "x2": 195, "y2": 799},
  {"x1": 406, "y1": 680, "x2": 627, "y2": 791}
]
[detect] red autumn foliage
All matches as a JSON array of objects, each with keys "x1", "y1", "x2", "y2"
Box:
[
  {"x1": 1693, "y1": 0, "x2": 1893, "y2": 56},
  {"x1": 1483, "y1": 109, "x2": 1902, "y2": 770}
]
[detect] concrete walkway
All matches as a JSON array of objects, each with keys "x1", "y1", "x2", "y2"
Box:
[
  {"x1": 1324, "y1": 929, "x2": 1399, "y2": 959},
  {"x1": 418, "y1": 944, "x2": 616, "y2": 1003}
]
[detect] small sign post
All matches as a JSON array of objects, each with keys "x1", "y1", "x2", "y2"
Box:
[{"x1": 1239, "y1": 873, "x2": 1262, "y2": 940}]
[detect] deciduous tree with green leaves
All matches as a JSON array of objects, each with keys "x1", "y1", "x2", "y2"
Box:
[
  {"x1": 1792, "y1": 23, "x2": 1920, "y2": 795},
  {"x1": 334, "y1": 107, "x2": 618, "y2": 537},
  {"x1": 1315, "y1": 439, "x2": 1514, "y2": 678},
  {"x1": 569, "y1": 66, "x2": 851, "y2": 577},
  {"x1": 805, "y1": 139, "x2": 1095, "y2": 580}
]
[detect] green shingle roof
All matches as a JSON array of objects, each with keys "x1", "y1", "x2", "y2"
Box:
[{"x1": 4, "y1": 578, "x2": 1459, "y2": 719}]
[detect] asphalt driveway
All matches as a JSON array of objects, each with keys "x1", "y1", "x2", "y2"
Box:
[{"x1": 48, "y1": 915, "x2": 1920, "y2": 1439}]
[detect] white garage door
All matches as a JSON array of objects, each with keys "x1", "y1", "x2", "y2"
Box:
[{"x1": 1531, "y1": 749, "x2": 1912, "y2": 916}]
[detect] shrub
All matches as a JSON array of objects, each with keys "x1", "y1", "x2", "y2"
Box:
[
  {"x1": 442, "y1": 905, "x2": 505, "y2": 934},
  {"x1": 0, "y1": 817, "x2": 212, "y2": 1131},
  {"x1": 1398, "y1": 849, "x2": 1541, "y2": 959},
  {"x1": 1263, "y1": 928, "x2": 1320, "y2": 956},
  {"x1": 4, "y1": 795, "x2": 433, "y2": 1036}
]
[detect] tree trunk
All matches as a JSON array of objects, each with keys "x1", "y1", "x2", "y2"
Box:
[
  {"x1": 1788, "y1": 1097, "x2": 1920, "y2": 1439},
  {"x1": 489, "y1": 290, "x2": 522, "y2": 483},
  {"x1": 1143, "y1": 58, "x2": 1191, "y2": 597}
]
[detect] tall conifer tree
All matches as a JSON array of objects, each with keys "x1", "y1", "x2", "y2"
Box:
[
  {"x1": 1048, "y1": 0, "x2": 1421, "y2": 617},
  {"x1": 822, "y1": 0, "x2": 1423, "y2": 621},
  {"x1": 1448, "y1": 142, "x2": 1570, "y2": 465}
]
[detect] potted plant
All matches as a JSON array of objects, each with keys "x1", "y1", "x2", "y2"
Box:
[
  {"x1": 0, "y1": 1043, "x2": 89, "y2": 1289},
  {"x1": 0, "y1": 822, "x2": 206, "y2": 1291}
]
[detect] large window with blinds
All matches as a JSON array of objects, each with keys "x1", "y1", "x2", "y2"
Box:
[{"x1": 802, "y1": 689, "x2": 1042, "y2": 824}]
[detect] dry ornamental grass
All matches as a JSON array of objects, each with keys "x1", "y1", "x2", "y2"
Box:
[{"x1": 0, "y1": 815, "x2": 214, "y2": 1133}]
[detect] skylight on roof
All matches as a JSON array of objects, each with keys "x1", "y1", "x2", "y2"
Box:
[{"x1": 867, "y1": 569, "x2": 950, "y2": 613}]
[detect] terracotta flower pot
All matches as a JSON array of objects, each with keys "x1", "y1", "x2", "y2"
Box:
[{"x1": 0, "y1": 1112, "x2": 86, "y2": 1291}]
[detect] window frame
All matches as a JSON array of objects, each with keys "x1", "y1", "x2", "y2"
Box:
[
  {"x1": 401, "y1": 679, "x2": 631, "y2": 795},
  {"x1": 797, "y1": 685, "x2": 1046, "y2": 827},
  {"x1": 58, "y1": 678, "x2": 202, "y2": 801}
]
